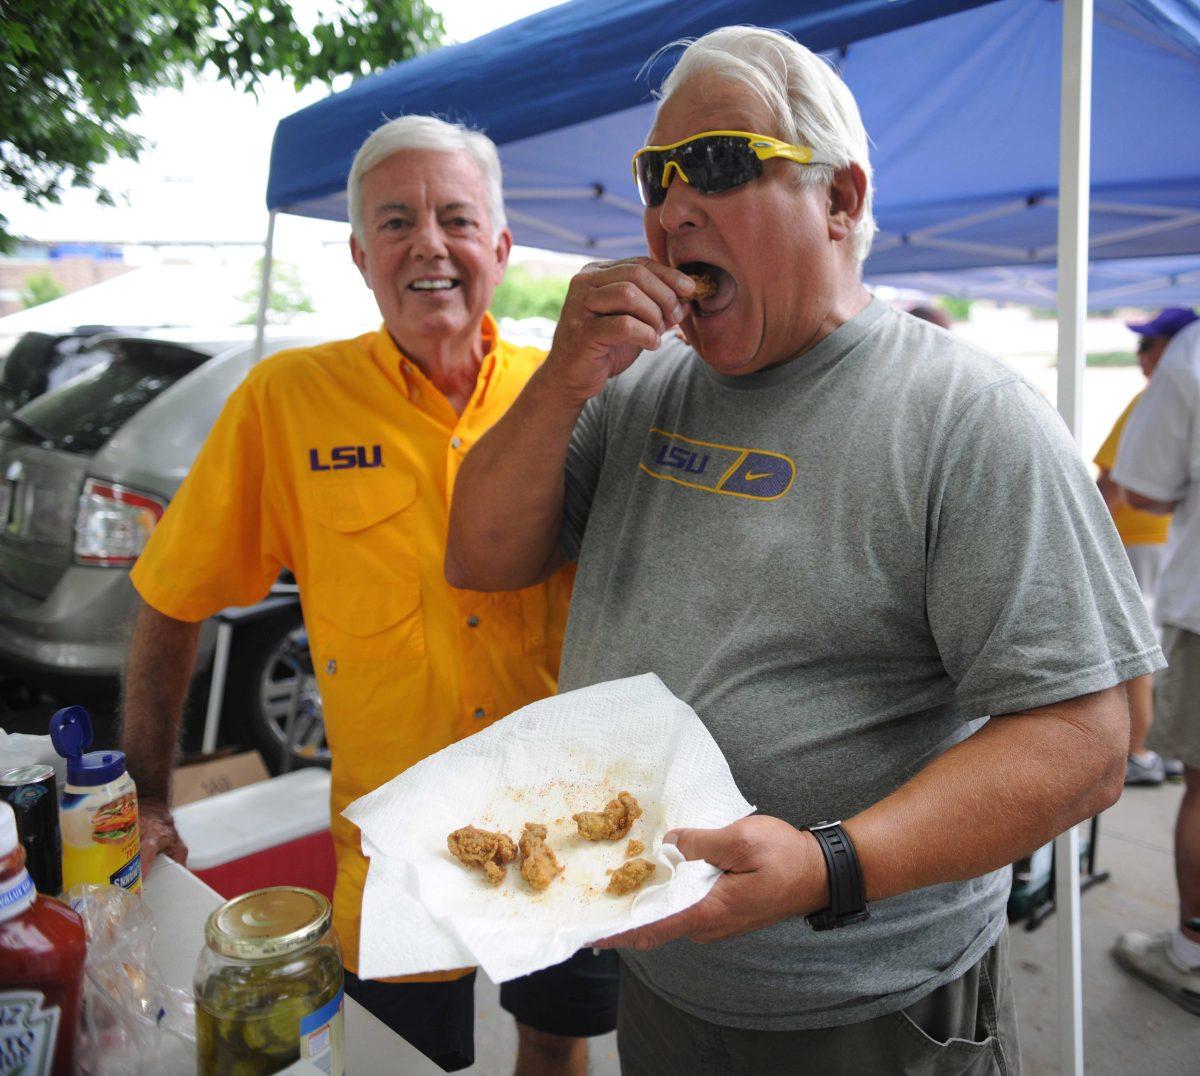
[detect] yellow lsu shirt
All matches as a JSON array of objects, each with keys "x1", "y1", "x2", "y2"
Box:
[
  {"x1": 131, "y1": 315, "x2": 572, "y2": 980},
  {"x1": 1094, "y1": 392, "x2": 1171, "y2": 547}
]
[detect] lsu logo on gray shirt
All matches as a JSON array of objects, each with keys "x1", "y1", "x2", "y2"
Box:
[{"x1": 640, "y1": 428, "x2": 794, "y2": 501}]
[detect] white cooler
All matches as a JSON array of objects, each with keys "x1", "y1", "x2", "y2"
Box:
[{"x1": 172, "y1": 768, "x2": 335, "y2": 900}]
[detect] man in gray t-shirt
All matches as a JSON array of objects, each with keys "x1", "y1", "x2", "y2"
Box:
[
  {"x1": 447, "y1": 26, "x2": 1161, "y2": 1073},
  {"x1": 553, "y1": 296, "x2": 1158, "y2": 1030}
]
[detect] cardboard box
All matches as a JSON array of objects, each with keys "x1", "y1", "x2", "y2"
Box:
[{"x1": 172, "y1": 750, "x2": 269, "y2": 807}]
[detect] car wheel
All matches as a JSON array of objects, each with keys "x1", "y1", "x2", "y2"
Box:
[{"x1": 223, "y1": 607, "x2": 329, "y2": 775}]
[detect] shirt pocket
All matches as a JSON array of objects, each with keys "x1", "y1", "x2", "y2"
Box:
[{"x1": 298, "y1": 470, "x2": 426, "y2": 663}]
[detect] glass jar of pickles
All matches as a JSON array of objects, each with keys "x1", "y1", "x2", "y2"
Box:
[{"x1": 194, "y1": 886, "x2": 344, "y2": 1076}]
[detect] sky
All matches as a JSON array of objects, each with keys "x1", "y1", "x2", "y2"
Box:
[{"x1": 0, "y1": 0, "x2": 565, "y2": 251}]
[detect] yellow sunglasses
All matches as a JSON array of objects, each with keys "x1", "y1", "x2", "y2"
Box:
[{"x1": 631, "y1": 129, "x2": 833, "y2": 207}]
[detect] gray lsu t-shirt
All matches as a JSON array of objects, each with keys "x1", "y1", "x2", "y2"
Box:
[{"x1": 558, "y1": 297, "x2": 1162, "y2": 1031}]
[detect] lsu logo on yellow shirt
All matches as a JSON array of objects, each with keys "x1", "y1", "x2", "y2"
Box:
[
  {"x1": 640, "y1": 428, "x2": 795, "y2": 501},
  {"x1": 308, "y1": 445, "x2": 383, "y2": 471}
]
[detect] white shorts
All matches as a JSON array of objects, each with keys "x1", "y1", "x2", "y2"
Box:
[{"x1": 1124, "y1": 543, "x2": 1164, "y2": 622}]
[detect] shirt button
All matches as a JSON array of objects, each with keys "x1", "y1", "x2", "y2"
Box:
[
  {"x1": 450, "y1": 436, "x2": 462, "y2": 449},
  {"x1": 326, "y1": 659, "x2": 337, "y2": 676},
  {"x1": 466, "y1": 615, "x2": 480, "y2": 628},
  {"x1": 474, "y1": 707, "x2": 486, "y2": 720}
]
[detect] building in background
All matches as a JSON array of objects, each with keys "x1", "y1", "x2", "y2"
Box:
[{"x1": 0, "y1": 240, "x2": 132, "y2": 316}]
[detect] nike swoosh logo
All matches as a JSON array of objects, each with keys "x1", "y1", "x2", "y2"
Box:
[{"x1": 744, "y1": 470, "x2": 774, "y2": 482}]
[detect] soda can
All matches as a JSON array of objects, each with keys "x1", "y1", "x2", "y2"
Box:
[{"x1": 0, "y1": 764, "x2": 62, "y2": 895}]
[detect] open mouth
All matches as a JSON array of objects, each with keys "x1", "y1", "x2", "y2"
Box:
[
  {"x1": 677, "y1": 261, "x2": 737, "y2": 318},
  {"x1": 409, "y1": 277, "x2": 461, "y2": 292}
]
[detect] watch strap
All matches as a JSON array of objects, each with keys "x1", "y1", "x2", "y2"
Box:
[{"x1": 803, "y1": 820, "x2": 869, "y2": 931}]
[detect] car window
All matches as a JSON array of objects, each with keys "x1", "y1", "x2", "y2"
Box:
[
  {"x1": 0, "y1": 339, "x2": 211, "y2": 455},
  {"x1": 0, "y1": 332, "x2": 59, "y2": 410}
]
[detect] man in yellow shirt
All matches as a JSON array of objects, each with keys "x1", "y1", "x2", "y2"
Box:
[
  {"x1": 121, "y1": 115, "x2": 617, "y2": 1073},
  {"x1": 1095, "y1": 307, "x2": 1197, "y2": 785}
]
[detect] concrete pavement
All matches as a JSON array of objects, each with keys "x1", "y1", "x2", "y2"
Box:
[{"x1": 1011, "y1": 781, "x2": 1195, "y2": 1075}]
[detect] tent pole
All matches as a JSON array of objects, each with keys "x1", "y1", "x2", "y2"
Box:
[
  {"x1": 1054, "y1": 2, "x2": 1092, "y2": 1075},
  {"x1": 254, "y1": 210, "x2": 278, "y2": 364}
]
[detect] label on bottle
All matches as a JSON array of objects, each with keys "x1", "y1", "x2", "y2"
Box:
[
  {"x1": 0, "y1": 872, "x2": 34, "y2": 923},
  {"x1": 0, "y1": 990, "x2": 60, "y2": 1076},
  {"x1": 60, "y1": 784, "x2": 141, "y2": 895},
  {"x1": 298, "y1": 988, "x2": 344, "y2": 1076},
  {"x1": 109, "y1": 853, "x2": 141, "y2": 891}
]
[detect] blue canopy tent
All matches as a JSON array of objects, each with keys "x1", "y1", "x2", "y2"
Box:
[
  {"x1": 262, "y1": 3, "x2": 1200, "y2": 1070},
  {"x1": 267, "y1": 0, "x2": 996, "y2": 222},
  {"x1": 267, "y1": 0, "x2": 1200, "y2": 290}
]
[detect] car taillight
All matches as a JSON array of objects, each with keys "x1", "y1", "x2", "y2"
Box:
[{"x1": 74, "y1": 478, "x2": 166, "y2": 567}]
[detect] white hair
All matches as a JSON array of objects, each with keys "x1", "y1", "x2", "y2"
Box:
[
  {"x1": 655, "y1": 26, "x2": 877, "y2": 266},
  {"x1": 347, "y1": 114, "x2": 506, "y2": 243}
]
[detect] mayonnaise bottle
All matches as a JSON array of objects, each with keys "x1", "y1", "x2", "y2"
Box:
[{"x1": 49, "y1": 705, "x2": 142, "y2": 894}]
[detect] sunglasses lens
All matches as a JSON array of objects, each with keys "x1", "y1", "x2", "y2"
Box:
[
  {"x1": 679, "y1": 136, "x2": 762, "y2": 194},
  {"x1": 635, "y1": 136, "x2": 763, "y2": 206},
  {"x1": 634, "y1": 152, "x2": 668, "y2": 206}
]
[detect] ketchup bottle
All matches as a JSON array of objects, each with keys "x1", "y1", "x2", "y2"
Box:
[{"x1": 0, "y1": 800, "x2": 87, "y2": 1076}]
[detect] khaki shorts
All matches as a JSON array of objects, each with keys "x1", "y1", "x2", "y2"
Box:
[
  {"x1": 1149, "y1": 626, "x2": 1200, "y2": 769},
  {"x1": 617, "y1": 927, "x2": 1020, "y2": 1075}
]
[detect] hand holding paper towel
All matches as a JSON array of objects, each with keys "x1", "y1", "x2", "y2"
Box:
[{"x1": 344, "y1": 673, "x2": 755, "y2": 983}]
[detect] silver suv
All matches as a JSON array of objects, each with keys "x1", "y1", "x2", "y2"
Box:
[{"x1": 0, "y1": 328, "x2": 327, "y2": 769}]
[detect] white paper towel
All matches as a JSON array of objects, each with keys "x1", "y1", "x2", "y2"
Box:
[{"x1": 344, "y1": 673, "x2": 755, "y2": 983}]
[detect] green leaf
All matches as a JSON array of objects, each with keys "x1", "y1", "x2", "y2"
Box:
[
  {"x1": 0, "y1": 0, "x2": 445, "y2": 248},
  {"x1": 20, "y1": 269, "x2": 66, "y2": 308}
]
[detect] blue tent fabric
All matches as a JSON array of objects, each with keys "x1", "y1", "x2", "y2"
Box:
[
  {"x1": 267, "y1": 0, "x2": 994, "y2": 216},
  {"x1": 1127, "y1": 0, "x2": 1200, "y2": 52},
  {"x1": 872, "y1": 254, "x2": 1200, "y2": 307},
  {"x1": 267, "y1": 0, "x2": 1200, "y2": 304}
]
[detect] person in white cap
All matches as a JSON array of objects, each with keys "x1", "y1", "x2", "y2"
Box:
[
  {"x1": 1096, "y1": 307, "x2": 1198, "y2": 785},
  {"x1": 1111, "y1": 311, "x2": 1200, "y2": 1016}
]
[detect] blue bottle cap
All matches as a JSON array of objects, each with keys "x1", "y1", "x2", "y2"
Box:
[{"x1": 49, "y1": 705, "x2": 128, "y2": 787}]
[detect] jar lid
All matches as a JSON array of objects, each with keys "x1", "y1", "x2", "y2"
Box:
[{"x1": 205, "y1": 886, "x2": 331, "y2": 961}]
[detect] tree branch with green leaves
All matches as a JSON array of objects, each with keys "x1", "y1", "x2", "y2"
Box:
[{"x1": 0, "y1": 0, "x2": 444, "y2": 249}]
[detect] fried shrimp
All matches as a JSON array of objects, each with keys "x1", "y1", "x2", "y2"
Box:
[
  {"x1": 688, "y1": 273, "x2": 717, "y2": 299},
  {"x1": 573, "y1": 791, "x2": 643, "y2": 842},
  {"x1": 447, "y1": 824, "x2": 517, "y2": 885}
]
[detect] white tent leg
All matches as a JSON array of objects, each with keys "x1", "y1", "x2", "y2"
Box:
[
  {"x1": 1054, "y1": 2, "x2": 1093, "y2": 1075},
  {"x1": 201, "y1": 620, "x2": 234, "y2": 754},
  {"x1": 254, "y1": 211, "x2": 277, "y2": 364},
  {"x1": 1055, "y1": 827, "x2": 1084, "y2": 1074},
  {"x1": 1056, "y1": 0, "x2": 1092, "y2": 443}
]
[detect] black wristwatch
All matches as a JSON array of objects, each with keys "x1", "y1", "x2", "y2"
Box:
[{"x1": 802, "y1": 820, "x2": 870, "y2": 931}]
